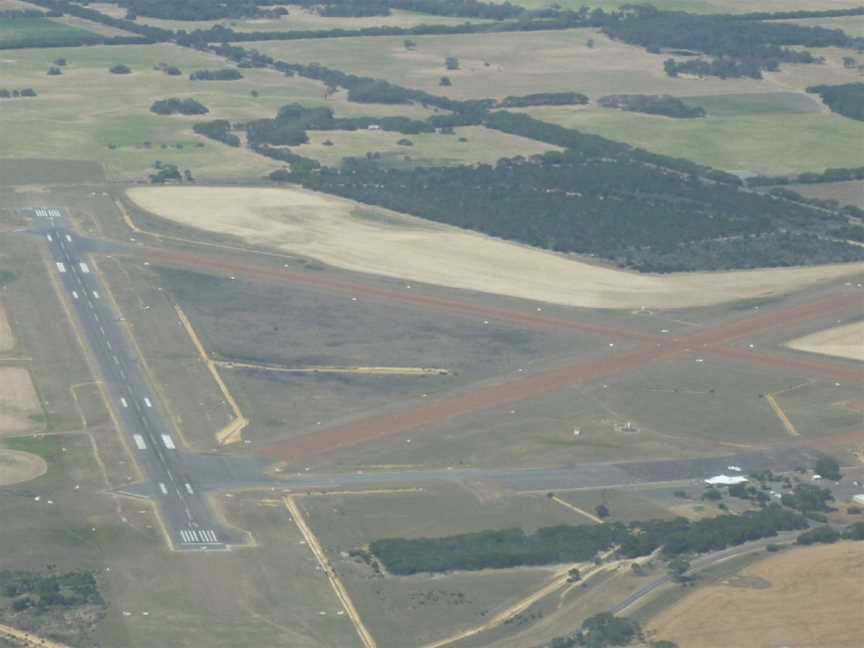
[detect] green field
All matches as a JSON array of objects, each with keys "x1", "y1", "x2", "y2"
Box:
[
  {"x1": 519, "y1": 105, "x2": 864, "y2": 174},
  {"x1": 0, "y1": 17, "x2": 102, "y2": 47},
  {"x1": 681, "y1": 92, "x2": 823, "y2": 116}
]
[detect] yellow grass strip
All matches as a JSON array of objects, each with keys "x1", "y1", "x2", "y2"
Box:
[
  {"x1": 765, "y1": 393, "x2": 800, "y2": 437},
  {"x1": 173, "y1": 305, "x2": 248, "y2": 446},
  {"x1": 214, "y1": 360, "x2": 448, "y2": 376},
  {"x1": 283, "y1": 496, "x2": 377, "y2": 648},
  {"x1": 0, "y1": 622, "x2": 71, "y2": 648},
  {"x1": 550, "y1": 495, "x2": 604, "y2": 523},
  {"x1": 296, "y1": 487, "x2": 423, "y2": 497}
]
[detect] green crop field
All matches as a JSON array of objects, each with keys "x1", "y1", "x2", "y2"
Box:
[
  {"x1": 0, "y1": 17, "x2": 103, "y2": 47},
  {"x1": 519, "y1": 106, "x2": 864, "y2": 175},
  {"x1": 681, "y1": 92, "x2": 823, "y2": 116}
]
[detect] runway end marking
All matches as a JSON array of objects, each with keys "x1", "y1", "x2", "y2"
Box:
[
  {"x1": 174, "y1": 305, "x2": 248, "y2": 445},
  {"x1": 284, "y1": 496, "x2": 377, "y2": 648},
  {"x1": 765, "y1": 393, "x2": 800, "y2": 437}
]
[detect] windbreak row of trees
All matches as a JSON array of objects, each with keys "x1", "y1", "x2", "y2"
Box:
[
  {"x1": 597, "y1": 94, "x2": 705, "y2": 118},
  {"x1": 748, "y1": 166, "x2": 864, "y2": 186},
  {"x1": 369, "y1": 506, "x2": 807, "y2": 575},
  {"x1": 107, "y1": 0, "x2": 287, "y2": 21}
]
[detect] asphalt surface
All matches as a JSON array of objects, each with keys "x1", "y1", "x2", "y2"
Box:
[{"x1": 33, "y1": 208, "x2": 234, "y2": 551}]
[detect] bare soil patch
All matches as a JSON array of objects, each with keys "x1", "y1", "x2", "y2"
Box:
[
  {"x1": 128, "y1": 186, "x2": 864, "y2": 310},
  {"x1": 0, "y1": 367, "x2": 42, "y2": 433},
  {"x1": 128, "y1": 187, "x2": 864, "y2": 308},
  {"x1": 787, "y1": 320, "x2": 864, "y2": 362},
  {"x1": 647, "y1": 542, "x2": 864, "y2": 648},
  {"x1": 0, "y1": 302, "x2": 14, "y2": 352},
  {"x1": 0, "y1": 449, "x2": 47, "y2": 486}
]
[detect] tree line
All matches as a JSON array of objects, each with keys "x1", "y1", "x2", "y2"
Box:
[
  {"x1": 110, "y1": 0, "x2": 288, "y2": 21},
  {"x1": 368, "y1": 506, "x2": 807, "y2": 575},
  {"x1": 0, "y1": 88, "x2": 38, "y2": 98},
  {"x1": 748, "y1": 166, "x2": 864, "y2": 187}
]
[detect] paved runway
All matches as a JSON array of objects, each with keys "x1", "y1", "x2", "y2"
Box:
[{"x1": 31, "y1": 208, "x2": 233, "y2": 551}]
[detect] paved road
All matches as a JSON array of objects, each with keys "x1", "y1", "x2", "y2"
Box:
[{"x1": 33, "y1": 208, "x2": 232, "y2": 551}]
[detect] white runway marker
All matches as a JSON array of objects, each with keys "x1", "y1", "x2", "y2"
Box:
[
  {"x1": 65, "y1": 235, "x2": 72, "y2": 242},
  {"x1": 92, "y1": 290, "x2": 100, "y2": 299},
  {"x1": 161, "y1": 435, "x2": 176, "y2": 449},
  {"x1": 133, "y1": 435, "x2": 147, "y2": 450},
  {"x1": 120, "y1": 397, "x2": 128, "y2": 408},
  {"x1": 185, "y1": 483, "x2": 194, "y2": 494},
  {"x1": 56, "y1": 262, "x2": 66, "y2": 273},
  {"x1": 79, "y1": 262, "x2": 90, "y2": 274},
  {"x1": 143, "y1": 397, "x2": 152, "y2": 408},
  {"x1": 72, "y1": 291, "x2": 79, "y2": 300},
  {"x1": 158, "y1": 482, "x2": 168, "y2": 495},
  {"x1": 46, "y1": 234, "x2": 53, "y2": 242}
]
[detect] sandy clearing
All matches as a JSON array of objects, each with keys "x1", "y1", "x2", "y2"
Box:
[
  {"x1": 0, "y1": 302, "x2": 14, "y2": 352},
  {"x1": 647, "y1": 542, "x2": 864, "y2": 648},
  {"x1": 0, "y1": 449, "x2": 47, "y2": 486},
  {"x1": 787, "y1": 320, "x2": 864, "y2": 362},
  {"x1": 0, "y1": 367, "x2": 41, "y2": 434},
  {"x1": 127, "y1": 186, "x2": 864, "y2": 310}
]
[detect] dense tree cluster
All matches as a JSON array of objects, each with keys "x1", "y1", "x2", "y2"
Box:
[
  {"x1": 153, "y1": 61, "x2": 182, "y2": 75},
  {"x1": 0, "y1": 9, "x2": 48, "y2": 18},
  {"x1": 369, "y1": 506, "x2": 806, "y2": 574},
  {"x1": 497, "y1": 92, "x2": 590, "y2": 108},
  {"x1": 781, "y1": 484, "x2": 835, "y2": 514},
  {"x1": 807, "y1": 83, "x2": 864, "y2": 121},
  {"x1": 189, "y1": 68, "x2": 243, "y2": 81},
  {"x1": 598, "y1": 94, "x2": 705, "y2": 118},
  {"x1": 192, "y1": 120, "x2": 240, "y2": 146},
  {"x1": 0, "y1": 88, "x2": 37, "y2": 98},
  {"x1": 0, "y1": 569, "x2": 103, "y2": 611},
  {"x1": 603, "y1": 7, "x2": 861, "y2": 79},
  {"x1": 150, "y1": 98, "x2": 209, "y2": 115}
]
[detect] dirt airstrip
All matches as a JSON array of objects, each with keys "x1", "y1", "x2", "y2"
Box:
[
  {"x1": 786, "y1": 320, "x2": 864, "y2": 362},
  {"x1": 126, "y1": 186, "x2": 864, "y2": 310},
  {"x1": 0, "y1": 367, "x2": 42, "y2": 433},
  {"x1": 647, "y1": 542, "x2": 864, "y2": 648}
]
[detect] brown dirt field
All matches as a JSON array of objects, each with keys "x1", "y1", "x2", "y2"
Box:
[
  {"x1": 647, "y1": 542, "x2": 864, "y2": 648},
  {"x1": 786, "y1": 321, "x2": 864, "y2": 362},
  {"x1": 0, "y1": 367, "x2": 42, "y2": 434},
  {"x1": 0, "y1": 302, "x2": 14, "y2": 352},
  {"x1": 126, "y1": 186, "x2": 864, "y2": 310},
  {"x1": 0, "y1": 449, "x2": 48, "y2": 486},
  {"x1": 264, "y1": 294, "x2": 864, "y2": 461}
]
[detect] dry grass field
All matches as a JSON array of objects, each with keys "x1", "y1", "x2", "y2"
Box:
[
  {"x1": 786, "y1": 320, "x2": 864, "y2": 362},
  {"x1": 127, "y1": 186, "x2": 864, "y2": 310},
  {"x1": 787, "y1": 180, "x2": 864, "y2": 209},
  {"x1": 253, "y1": 30, "x2": 772, "y2": 101},
  {"x1": 293, "y1": 125, "x2": 561, "y2": 168},
  {"x1": 0, "y1": 367, "x2": 41, "y2": 434},
  {"x1": 512, "y1": 0, "x2": 864, "y2": 12},
  {"x1": 88, "y1": 2, "x2": 490, "y2": 33},
  {"x1": 0, "y1": 302, "x2": 14, "y2": 352},
  {"x1": 647, "y1": 542, "x2": 864, "y2": 648},
  {"x1": 0, "y1": 448, "x2": 47, "y2": 486}
]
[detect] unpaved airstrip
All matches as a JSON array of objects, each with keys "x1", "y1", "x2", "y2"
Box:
[{"x1": 127, "y1": 186, "x2": 864, "y2": 310}]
